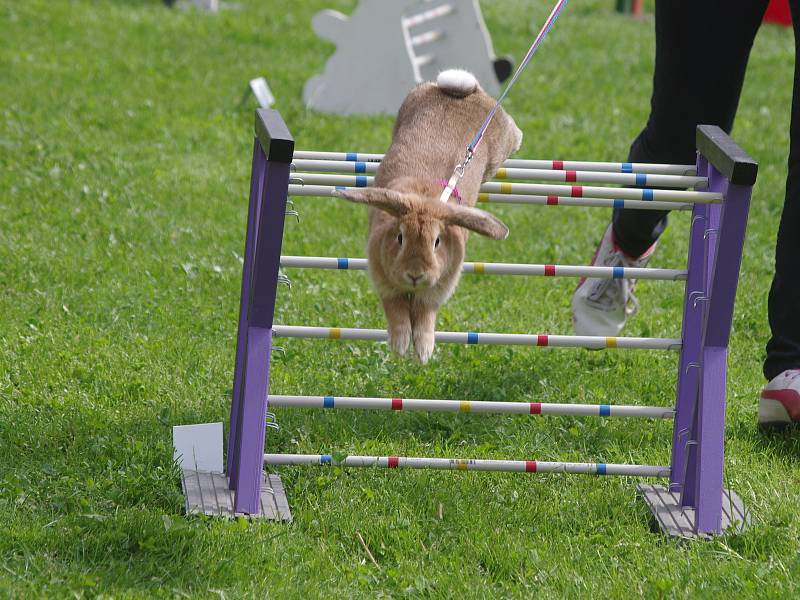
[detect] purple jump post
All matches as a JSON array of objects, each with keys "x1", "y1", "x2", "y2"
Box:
[
  {"x1": 670, "y1": 125, "x2": 757, "y2": 535},
  {"x1": 227, "y1": 109, "x2": 294, "y2": 514}
]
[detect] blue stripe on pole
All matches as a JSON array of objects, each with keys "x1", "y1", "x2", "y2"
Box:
[
  {"x1": 635, "y1": 173, "x2": 646, "y2": 186},
  {"x1": 621, "y1": 163, "x2": 633, "y2": 173},
  {"x1": 320, "y1": 454, "x2": 333, "y2": 464},
  {"x1": 643, "y1": 189, "x2": 654, "y2": 201},
  {"x1": 337, "y1": 258, "x2": 348, "y2": 269},
  {"x1": 467, "y1": 332, "x2": 479, "y2": 344},
  {"x1": 356, "y1": 176, "x2": 367, "y2": 187},
  {"x1": 335, "y1": 186, "x2": 346, "y2": 190},
  {"x1": 323, "y1": 396, "x2": 335, "y2": 408},
  {"x1": 612, "y1": 267, "x2": 624, "y2": 279},
  {"x1": 613, "y1": 199, "x2": 624, "y2": 209},
  {"x1": 599, "y1": 404, "x2": 611, "y2": 416},
  {"x1": 596, "y1": 463, "x2": 607, "y2": 475},
  {"x1": 355, "y1": 162, "x2": 366, "y2": 174},
  {"x1": 346, "y1": 153, "x2": 357, "y2": 161}
]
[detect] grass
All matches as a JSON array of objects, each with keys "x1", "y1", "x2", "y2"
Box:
[{"x1": 1, "y1": 0, "x2": 799, "y2": 597}]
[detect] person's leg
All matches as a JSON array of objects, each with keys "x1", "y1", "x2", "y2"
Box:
[
  {"x1": 758, "y1": 0, "x2": 800, "y2": 427},
  {"x1": 612, "y1": 0, "x2": 769, "y2": 258},
  {"x1": 573, "y1": 0, "x2": 768, "y2": 337}
]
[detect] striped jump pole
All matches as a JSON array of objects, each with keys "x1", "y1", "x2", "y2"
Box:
[
  {"x1": 279, "y1": 255, "x2": 688, "y2": 281},
  {"x1": 201, "y1": 109, "x2": 758, "y2": 538},
  {"x1": 287, "y1": 184, "x2": 695, "y2": 211},
  {"x1": 263, "y1": 454, "x2": 671, "y2": 478},
  {"x1": 292, "y1": 150, "x2": 697, "y2": 176},
  {"x1": 291, "y1": 159, "x2": 706, "y2": 189},
  {"x1": 267, "y1": 394, "x2": 675, "y2": 419},
  {"x1": 289, "y1": 173, "x2": 724, "y2": 204},
  {"x1": 272, "y1": 325, "x2": 682, "y2": 351}
]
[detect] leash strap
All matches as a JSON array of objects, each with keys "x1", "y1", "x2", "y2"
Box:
[
  {"x1": 439, "y1": 0, "x2": 569, "y2": 203},
  {"x1": 435, "y1": 178, "x2": 461, "y2": 203}
]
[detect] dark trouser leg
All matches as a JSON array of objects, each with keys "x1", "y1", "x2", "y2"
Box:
[
  {"x1": 764, "y1": 0, "x2": 800, "y2": 379},
  {"x1": 611, "y1": 0, "x2": 768, "y2": 257}
]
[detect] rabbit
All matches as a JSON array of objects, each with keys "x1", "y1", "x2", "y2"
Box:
[{"x1": 335, "y1": 69, "x2": 523, "y2": 364}]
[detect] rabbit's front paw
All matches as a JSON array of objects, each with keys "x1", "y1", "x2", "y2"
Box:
[
  {"x1": 389, "y1": 325, "x2": 412, "y2": 356},
  {"x1": 414, "y1": 330, "x2": 435, "y2": 364}
]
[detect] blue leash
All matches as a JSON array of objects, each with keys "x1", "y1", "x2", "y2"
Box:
[{"x1": 440, "y1": 0, "x2": 569, "y2": 203}]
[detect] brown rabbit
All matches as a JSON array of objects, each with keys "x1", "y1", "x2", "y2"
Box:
[{"x1": 335, "y1": 69, "x2": 522, "y2": 363}]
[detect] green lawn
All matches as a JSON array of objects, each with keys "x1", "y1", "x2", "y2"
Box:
[{"x1": 2, "y1": 0, "x2": 799, "y2": 597}]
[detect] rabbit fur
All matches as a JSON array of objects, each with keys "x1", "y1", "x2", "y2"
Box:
[{"x1": 335, "y1": 69, "x2": 522, "y2": 363}]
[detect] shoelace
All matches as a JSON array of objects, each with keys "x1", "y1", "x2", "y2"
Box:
[{"x1": 585, "y1": 250, "x2": 640, "y2": 316}]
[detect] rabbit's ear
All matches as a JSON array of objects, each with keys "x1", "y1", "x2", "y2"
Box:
[
  {"x1": 333, "y1": 188, "x2": 414, "y2": 217},
  {"x1": 445, "y1": 204, "x2": 509, "y2": 240}
]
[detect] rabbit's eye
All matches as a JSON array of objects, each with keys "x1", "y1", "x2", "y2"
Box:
[
  {"x1": 434, "y1": 237, "x2": 440, "y2": 249},
  {"x1": 397, "y1": 233, "x2": 403, "y2": 245}
]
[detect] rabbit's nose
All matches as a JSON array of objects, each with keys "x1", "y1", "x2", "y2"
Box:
[{"x1": 406, "y1": 273, "x2": 423, "y2": 285}]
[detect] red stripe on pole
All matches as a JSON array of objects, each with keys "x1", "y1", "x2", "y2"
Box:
[
  {"x1": 388, "y1": 456, "x2": 399, "y2": 468},
  {"x1": 530, "y1": 403, "x2": 542, "y2": 414},
  {"x1": 537, "y1": 335, "x2": 549, "y2": 346},
  {"x1": 391, "y1": 398, "x2": 403, "y2": 410},
  {"x1": 544, "y1": 264, "x2": 556, "y2": 276},
  {"x1": 565, "y1": 170, "x2": 577, "y2": 182},
  {"x1": 552, "y1": 160, "x2": 564, "y2": 170},
  {"x1": 525, "y1": 460, "x2": 537, "y2": 472},
  {"x1": 571, "y1": 186, "x2": 583, "y2": 197},
  {"x1": 546, "y1": 195, "x2": 558, "y2": 205}
]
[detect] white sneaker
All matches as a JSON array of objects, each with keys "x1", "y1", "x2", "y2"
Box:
[
  {"x1": 572, "y1": 224, "x2": 655, "y2": 336},
  {"x1": 759, "y1": 369, "x2": 800, "y2": 429}
]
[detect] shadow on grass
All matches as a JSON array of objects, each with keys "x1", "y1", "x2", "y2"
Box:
[{"x1": 742, "y1": 424, "x2": 800, "y2": 460}]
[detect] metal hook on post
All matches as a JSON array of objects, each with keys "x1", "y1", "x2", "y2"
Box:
[
  {"x1": 688, "y1": 291, "x2": 708, "y2": 306},
  {"x1": 685, "y1": 362, "x2": 702, "y2": 375}
]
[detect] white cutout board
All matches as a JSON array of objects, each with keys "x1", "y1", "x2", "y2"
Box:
[
  {"x1": 194, "y1": 0, "x2": 219, "y2": 12},
  {"x1": 304, "y1": 0, "x2": 506, "y2": 115}
]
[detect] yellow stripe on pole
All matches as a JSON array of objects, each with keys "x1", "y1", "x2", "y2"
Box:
[
  {"x1": 606, "y1": 337, "x2": 618, "y2": 348},
  {"x1": 496, "y1": 168, "x2": 507, "y2": 179},
  {"x1": 460, "y1": 401, "x2": 471, "y2": 412},
  {"x1": 454, "y1": 459, "x2": 469, "y2": 471},
  {"x1": 500, "y1": 183, "x2": 513, "y2": 194},
  {"x1": 474, "y1": 262, "x2": 485, "y2": 274},
  {"x1": 330, "y1": 328, "x2": 342, "y2": 339},
  {"x1": 478, "y1": 193, "x2": 489, "y2": 203}
]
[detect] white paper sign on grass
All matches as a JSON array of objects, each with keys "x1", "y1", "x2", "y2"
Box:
[
  {"x1": 173, "y1": 422, "x2": 223, "y2": 472},
  {"x1": 249, "y1": 77, "x2": 275, "y2": 108}
]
